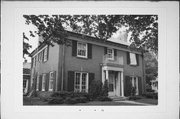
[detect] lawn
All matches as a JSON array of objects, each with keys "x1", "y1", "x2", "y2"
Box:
[
  {"x1": 23, "y1": 96, "x2": 155, "y2": 106},
  {"x1": 133, "y1": 98, "x2": 158, "y2": 105}
]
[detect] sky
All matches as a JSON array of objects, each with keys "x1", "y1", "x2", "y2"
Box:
[{"x1": 23, "y1": 18, "x2": 131, "y2": 63}]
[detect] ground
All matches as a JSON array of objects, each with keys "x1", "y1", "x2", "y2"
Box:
[{"x1": 23, "y1": 96, "x2": 158, "y2": 106}]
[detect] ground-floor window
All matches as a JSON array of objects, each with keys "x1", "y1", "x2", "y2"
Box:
[
  {"x1": 130, "y1": 77, "x2": 139, "y2": 95},
  {"x1": 42, "y1": 74, "x2": 46, "y2": 91},
  {"x1": 36, "y1": 74, "x2": 39, "y2": 91},
  {"x1": 49, "y1": 72, "x2": 55, "y2": 91},
  {"x1": 74, "y1": 72, "x2": 88, "y2": 93}
]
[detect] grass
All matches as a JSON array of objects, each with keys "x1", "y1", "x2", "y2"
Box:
[
  {"x1": 133, "y1": 98, "x2": 158, "y2": 105},
  {"x1": 23, "y1": 96, "x2": 156, "y2": 106}
]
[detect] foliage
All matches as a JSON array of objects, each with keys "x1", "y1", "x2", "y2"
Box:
[
  {"x1": 129, "y1": 96, "x2": 142, "y2": 100},
  {"x1": 96, "y1": 96, "x2": 112, "y2": 101},
  {"x1": 143, "y1": 92, "x2": 158, "y2": 99},
  {"x1": 144, "y1": 52, "x2": 158, "y2": 86},
  {"x1": 89, "y1": 80, "x2": 103, "y2": 99},
  {"x1": 23, "y1": 15, "x2": 158, "y2": 56},
  {"x1": 131, "y1": 87, "x2": 136, "y2": 96},
  {"x1": 100, "y1": 80, "x2": 109, "y2": 97},
  {"x1": 48, "y1": 97, "x2": 64, "y2": 104}
]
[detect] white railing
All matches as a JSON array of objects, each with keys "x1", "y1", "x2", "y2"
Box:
[{"x1": 103, "y1": 55, "x2": 123, "y2": 65}]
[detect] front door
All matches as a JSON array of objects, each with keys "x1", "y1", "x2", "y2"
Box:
[{"x1": 108, "y1": 71, "x2": 117, "y2": 96}]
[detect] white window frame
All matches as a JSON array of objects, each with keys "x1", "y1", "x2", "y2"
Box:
[
  {"x1": 74, "y1": 72, "x2": 89, "y2": 93},
  {"x1": 131, "y1": 76, "x2": 139, "y2": 95},
  {"x1": 43, "y1": 47, "x2": 48, "y2": 62},
  {"x1": 107, "y1": 48, "x2": 114, "y2": 60},
  {"x1": 49, "y1": 72, "x2": 54, "y2": 91},
  {"x1": 42, "y1": 74, "x2": 46, "y2": 91},
  {"x1": 129, "y1": 53, "x2": 137, "y2": 65},
  {"x1": 36, "y1": 74, "x2": 40, "y2": 91},
  {"x1": 77, "y1": 42, "x2": 88, "y2": 58}
]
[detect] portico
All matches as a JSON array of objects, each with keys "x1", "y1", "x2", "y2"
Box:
[{"x1": 102, "y1": 66, "x2": 124, "y2": 97}]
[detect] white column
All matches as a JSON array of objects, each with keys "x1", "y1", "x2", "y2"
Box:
[
  {"x1": 102, "y1": 69, "x2": 105, "y2": 84},
  {"x1": 136, "y1": 77, "x2": 139, "y2": 95},
  {"x1": 121, "y1": 71, "x2": 124, "y2": 97},
  {"x1": 106, "y1": 70, "x2": 109, "y2": 80}
]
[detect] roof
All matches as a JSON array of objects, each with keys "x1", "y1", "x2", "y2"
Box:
[{"x1": 30, "y1": 30, "x2": 142, "y2": 56}]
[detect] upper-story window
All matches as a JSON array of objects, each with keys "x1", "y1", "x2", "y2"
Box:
[
  {"x1": 127, "y1": 52, "x2": 139, "y2": 66},
  {"x1": 107, "y1": 48, "x2": 114, "y2": 60},
  {"x1": 77, "y1": 42, "x2": 87, "y2": 58},
  {"x1": 129, "y1": 53, "x2": 137, "y2": 65},
  {"x1": 43, "y1": 47, "x2": 48, "y2": 62}
]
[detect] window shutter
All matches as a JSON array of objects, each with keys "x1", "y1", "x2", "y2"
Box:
[
  {"x1": 47, "y1": 45, "x2": 49, "y2": 61},
  {"x1": 89, "y1": 73, "x2": 95, "y2": 86},
  {"x1": 31, "y1": 58, "x2": 34, "y2": 67},
  {"x1": 42, "y1": 50, "x2": 44, "y2": 62},
  {"x1": 67, "y1": 71, "x2": 75, "y2": 92},
  {"x1": 138, "y1": 77, "x2": 142, "y2": 95},
  {"x1": 124, "y1": 76, "x2": 132, "y2": 96},
  {"x1": 114, "y1": 49, "x2": 117, "y2": 60},
  {"x1": 136, "y1": 54, "x2": 139, "y2": 66},
  {"x1": 104, "y1": 47, "x2": 107, "y2": 55},
  {"x1": 127, "y1": 52, "x2": 130, "y2": 64},
  {"x1": 45, "y1": 73, "x2": 49, "y2": 91},
  {"x1": 72, "y1": 40, "x2": 77, "y2": 56},
  {"x1": 88, "y1": 43, "x2": 92, "y2": 59},
  {"x1": 53, "y1": 71, "x2": 56, "y2": 91},
  {"x1": 39, "y1": 75, "x2": 42, "y2": 91}
]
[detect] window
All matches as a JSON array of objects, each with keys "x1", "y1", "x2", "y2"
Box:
[
  {"x1": 42, "y1": 74, "x2": 46, "y2": 91},
  {"x1": 36, "y1": 74, "x2": 39, "y2": 91},
  {"x1": 49, "y1": 72, "x2": 54, "y2": 91},
  {"x1": 39, "y1": 52, "x2": 43, "y2": 62},
  {"x1": 107, "y1": 48, "x2": 114, "y2": 60},
  {"x1": 129, "y1": 53, "x2": 137, "y2": 65},
  {"x1": 130, "y1": 77, "x2": 139, "y2": 95},
  {"x1": 74, "y1": 72, "x2": 88, "y2": 93},
  {"x1": 77, "y1": 42, "x2": 87, "y2": 58},
  {"x1": 43, "y1": 47, "x2": 48, "y2": 62}
]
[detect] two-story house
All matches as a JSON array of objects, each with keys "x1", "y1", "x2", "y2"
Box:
[{"x1": 30, "y1": 31, "x2": 145, "y2": 97}]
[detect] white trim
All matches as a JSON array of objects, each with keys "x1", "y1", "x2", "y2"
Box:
[
  {"x1": 77, "y1": 42, "x2": 88, "y2": 58},
  {"x1": 36, "y1": 73, "x2": 39, "y2": 91},
  {"x1": 32, "y1": 45, "x2": 48, "y2": 58},
  {"x1": 107, "y1": 48, "x2": 114, "y2": 60},
  {"x1": 102, "y1": 66, "x2": 124, "y2": 72},
  {"x1": 74, "y1": 72, "x2": 88, "y2": 93},
  {"x1": 48, "y1": 72, "x2": 54, "y2": 91},
  {"x1": 42, "y1": 74, "x2": 46, "y2": 91}
]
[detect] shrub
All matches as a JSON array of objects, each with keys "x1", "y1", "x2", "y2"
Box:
[
  {"x1": 144, "y1": 92, "x2": 158, "y2": 99},
  {"x1": 129, "y1": 96, "x2": 142, "y2": 100},
  {"x1": 97, "y1": 96, "x2": 112, "y2": 101},
  {"x1": 101, "y1": 80, "x2": 109, "y2": 97},
  {"x1": 89, "y1": 80, "x2": 103, "y2": 99},
  {"x1": 51, "y1": 91, "x2": 72, "y2": 99},
  {"x1": 37, "y1": 91, "x2": 54, "y2": 101},
  {"x1": 48, "y1": 97, "x2": 64, "y2": 104},
  {"x1": 64, "y1": 97, "x2": 78, "y2": 104}
]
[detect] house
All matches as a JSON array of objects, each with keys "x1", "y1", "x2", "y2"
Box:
[
  {"x1": 30, "y1": 31, "x2": 145, "y2": 97},
  {"x1": 23, "y1": 60, "x2": 31, "y2": 95}
]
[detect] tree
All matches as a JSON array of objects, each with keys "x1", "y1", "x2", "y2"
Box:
[{"x1": 23, "y1": 15, "x2": 158, "y2": 56}]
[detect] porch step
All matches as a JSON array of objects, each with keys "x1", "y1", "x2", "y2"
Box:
[{"x1": 109, "y1": 96, "x2": 129, "y2": 101}]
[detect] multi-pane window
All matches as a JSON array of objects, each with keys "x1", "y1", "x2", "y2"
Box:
[
  {"x1": 129, "y1": 53, "x2": 137, "y2": 65},
  {"x1": 36, "y1": 74, "x2": 39, "y2": 91},
  {"x1": 74, "y1": 72, "x2": 88, "y2": 93},
  {"x1": 39, "y1": 51, "x2": 43, "y2": 62},
  {"x1": 130, "y1": 77, "x2": 139, "y2": 95},
  {"x1": 43, "y1": 47, "x2": 48, "y2": 62},
  {"x1": 42, "y1": 74, "x2": 46, "y2": 91},
  {"x1": 107, "y1": 48, "x2": 114, "y2": 60},
  {"x1": 49, "y1": 72, "x2": 54, "y2": 91},
  {"x1": 77, "y1": 42, "x2": 87, "y2": 58}
]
